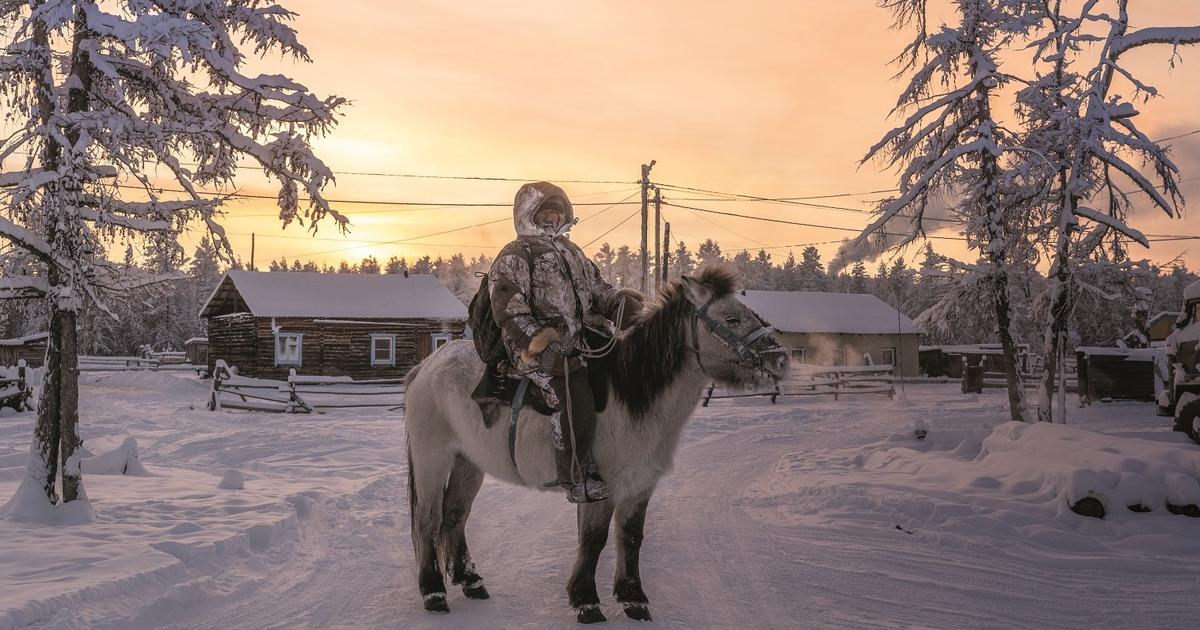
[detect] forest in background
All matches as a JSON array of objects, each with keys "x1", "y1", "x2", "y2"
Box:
[{"x1": 2, "y1": 236, "x2": 1194, "y2": 358}]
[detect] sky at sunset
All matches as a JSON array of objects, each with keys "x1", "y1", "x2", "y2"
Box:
[{"x1": 172, "y1": 1, "x2": 1200, "y2": 272}]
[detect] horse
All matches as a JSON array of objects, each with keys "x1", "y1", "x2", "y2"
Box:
[{"x1": 403, "y1": 267, "x2": 789, "y2": 623}]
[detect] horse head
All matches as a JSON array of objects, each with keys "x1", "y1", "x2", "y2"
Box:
[{"x1": 677, "y1": 267, "x2": 790, "y2": 390}]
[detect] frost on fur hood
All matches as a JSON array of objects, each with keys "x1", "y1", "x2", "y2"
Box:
[{"x1": 513, "y1": 181, "x2": 575, "y2": 237}]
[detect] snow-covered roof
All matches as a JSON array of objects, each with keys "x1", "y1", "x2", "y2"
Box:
[
  {"x1": 200, "y1": 271, "x2": 468, "y2": 320},
  {"x1": 0, "y1": 332, "x2": 49, "y2": 346},
  {"x1": 1185, "y1": 279, "x2": 1200, "y2": 302},
  {"x1": 1149, "y1": 311, "x2": 1181, "y2": 325},
  {"x1": 183, "y1": 337, "x2": 208, "y2": 345},
  {"x1": 1076, "y1": 346, "x2": 1166, "y2": 361},
  {"x1": 739, "y1": 290, "x2": 917, "y2": 335}
]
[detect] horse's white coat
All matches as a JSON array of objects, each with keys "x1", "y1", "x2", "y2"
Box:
[{"x1": 405, "y1": 339, "x2": 711, "y2": 504}]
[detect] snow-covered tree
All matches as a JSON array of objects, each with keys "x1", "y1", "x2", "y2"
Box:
[
  {"x1": 0, "y1": 0, "x2": 344, "y2": 519},
  {"x1": 671, "y1": 240, "x2": 695, "y2": 279},
  {"x1": 849, "y1": 261, "x2": 869, "y2": 294},
  {"x1": 847, "y1": 0, "x2": 1039, "y2": 421},
  {"x1": 1020, "y1": 0, "x2": 1200, "y2": 422},
  {"x1": 797, "y1": 246, "x2": 827, "y2": 291}
]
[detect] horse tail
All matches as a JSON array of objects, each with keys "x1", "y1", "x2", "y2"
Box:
[{"x1": 407, "y1": 439, "x2": 419, "y2": 558}]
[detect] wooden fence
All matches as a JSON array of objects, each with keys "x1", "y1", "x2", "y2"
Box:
[
  {"x1": 702, "y1": 365, "x2": 895, "y2": 406},
  {"x1": 0, "y1": 360, "x2": 35, "y2": 412},
  {"x1": 208, "y1": 360, "x2": 406, "y2": 413},
  {"x1": 78, "y1": 355, "x2": 202, "y2": 373}
]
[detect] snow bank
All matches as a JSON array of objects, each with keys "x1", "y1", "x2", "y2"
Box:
[
  {"x1": 81, "y1": 437, "x2": 150, "y2": 476},
  {"x1": 82, "y1": 370, "x2": 208, "y2": 399},
  {"x1": 977, "y1": 422, "x2": 1200, "y2": 513}
]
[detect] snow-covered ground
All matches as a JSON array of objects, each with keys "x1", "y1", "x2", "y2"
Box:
[{"x1": 2, "y1": 372, "x2": 1200, "y2": 629}]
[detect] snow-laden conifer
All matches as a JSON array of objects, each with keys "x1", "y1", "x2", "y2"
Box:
[
  {"x1": 846, "y1": 0, "x2": 1041, "y2": 421},
  {"x1": 1018, "y1": 0, "x2": 1200, "y2": 422},
  {"x1": 0, "y1": 0, "x2": 344, "y2": 520}
]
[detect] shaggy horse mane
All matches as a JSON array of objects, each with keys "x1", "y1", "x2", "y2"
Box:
[{"x1": 589, "y1": 266, "x2": 738, "y2": 419}]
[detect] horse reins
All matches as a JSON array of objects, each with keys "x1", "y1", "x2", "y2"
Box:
[{"x1": 687, "y1": 295, "x2": 785, "y2": 372}]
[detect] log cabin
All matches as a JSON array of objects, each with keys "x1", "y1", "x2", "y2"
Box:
[
  {"x1": 0, "y1": 332, "x2": 48, "y2": 368},
  {"x1": 199, "y1": 271, "x2": 467, "y2": 379},
  {"x1": 737, "y1": 290, "x2": 920, "y2": 376}
]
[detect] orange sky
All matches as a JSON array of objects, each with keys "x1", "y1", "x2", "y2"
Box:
[{"x1": 180, "y1": 0, "x2": 1200, "y2": 272}]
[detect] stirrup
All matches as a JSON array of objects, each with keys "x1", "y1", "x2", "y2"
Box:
[{"x1": 563, "y1": 471, "x2": 609, "y2": 504}]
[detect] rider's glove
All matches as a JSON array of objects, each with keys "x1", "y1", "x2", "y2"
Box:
[{"x1": 520, "y1": 327, "x2": 561, "y2": 369}]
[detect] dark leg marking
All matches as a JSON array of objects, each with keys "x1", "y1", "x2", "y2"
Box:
[
  {"x1": 439, "y1": 454, "x2": 489, "y2": 600},
  {"x1": 614, "y1": 496, "x2": 652, "y2": 621},
  {"x1": 567, "y1": 499, "x2": 614, "y2": 624}
]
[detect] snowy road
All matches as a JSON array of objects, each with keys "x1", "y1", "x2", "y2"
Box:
[{"x1": 4, "y1": 372, "x2": 1200, "y2": 629}]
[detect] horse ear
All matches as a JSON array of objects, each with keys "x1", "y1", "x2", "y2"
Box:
[{"x1": 680, "y1": 275, "x2": 711, "y2": 305}]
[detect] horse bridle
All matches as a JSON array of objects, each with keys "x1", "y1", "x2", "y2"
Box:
[{"x1": 687, "y1": 294, "x2": 786, "y2": 372}]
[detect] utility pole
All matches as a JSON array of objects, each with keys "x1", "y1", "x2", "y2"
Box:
[
  {"x1": 653, "y1": 185, "x2": 662, "y2": 297},
  {"x1": 639, "y1": 160, "x2": 655, "y2": 293},
  {"x1": 662, "y1": 221, "x2": 671, "y2": 285},
  {"x1": 250, "y1": 233, "x2": 256, "y2": 271}
]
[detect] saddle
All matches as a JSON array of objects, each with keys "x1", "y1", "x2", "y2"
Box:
[{"x1": 471, "y1": 363, "x2": 556, "y2": 427}]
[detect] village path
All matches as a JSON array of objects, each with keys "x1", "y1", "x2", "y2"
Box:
[{"x1": 15, "y1": 378, "x2": 1200, "y2": 629}]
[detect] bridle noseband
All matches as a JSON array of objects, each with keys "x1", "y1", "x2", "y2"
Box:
[{"x1": 687, "y1": 294, "x2": 786, "y2": 372}]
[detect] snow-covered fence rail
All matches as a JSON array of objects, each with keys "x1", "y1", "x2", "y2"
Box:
[
  {"x1": 0, "y1": 360, "x2": 35, "y2": 412},
  {"x1": 148, "y1": 350, "x2": 187, "y2": 365},
  {"x1": 702, "y1": 365, "x2": 895, "y2": 406},
  {"x1": 78, "y1": 355, "x2": 203, "y2": 373},
  {"x1": 79, "y1": 355, "x2": 160, "y2": 370},
  {"x1": 208, "y1": 360, "x2": 405, "y2": 413}
]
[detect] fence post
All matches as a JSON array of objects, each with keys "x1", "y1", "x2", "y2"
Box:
[
  {"x1": 702, "y1": 383, "x2": 715, "y2": 407},
  {"x1": 834, "y1": 371, "x2": 841, "y2": 401},
  {"x1": 288, "y1": 368, "x2": 298, "y2": 413},
  {"x1": 209, "y1": 360, "x2": 226, "y2": 411},
  {"x1": 16, "y1": 359, "x2": 31, "y2": 411}
]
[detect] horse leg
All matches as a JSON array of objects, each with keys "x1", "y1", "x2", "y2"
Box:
[
  {"x1": 408, "y1": 442, "x2": 454, "y2": 613},
  {"x1": 438, "y1": 454, "x2": 489, "y2": 600},
  {"x1": 567, "y1": 498, "x2": 614, "y2": 624},
  {"x1": 613, "y1": 494, "x2": 652, "y2": 621}
]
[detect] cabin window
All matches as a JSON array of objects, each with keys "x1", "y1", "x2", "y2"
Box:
[
  {"x1": 371, "y1": 334, "x2": 396, "y2": 366},
  {"x1": 835, "y1": 347, "x2": 848, "y2": 366},
  {"x1": 431, "y1": 332, "x2": 453, "y2": 352},
  {"x1": 791, "y1": 347, "x2": 806, "y2": 364},
  {"x1": 881, "y1": 347, "x2": 897, "y2": 366},
  {"x1": 274, "y1": 332, "x2": 303, "y2": 366}
]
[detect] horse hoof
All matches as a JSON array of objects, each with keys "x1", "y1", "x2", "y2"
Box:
[
  {"x1": 423, "y1": 593, "x2": 449, "y2": 613},
  {"x1": 463, "y1": 582, "x2": 490, "y2": 599},
  {"x1": 623, "y1": 603, "x2": 652, "y2": 621},
  {"x1": 576, "y1": 604, "x2": 607, "y2": 624}
]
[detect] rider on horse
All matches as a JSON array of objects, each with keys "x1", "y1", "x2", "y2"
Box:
[{"x1": 488, "y1": 181, "x2": 643, "y2": 503}]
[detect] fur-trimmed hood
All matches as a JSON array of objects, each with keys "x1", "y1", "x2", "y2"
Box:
[{"x1": 512, "y1": 181, "x2": 575, "y2": 237}]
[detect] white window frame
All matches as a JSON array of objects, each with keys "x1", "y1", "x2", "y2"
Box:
[
  {"x1": 431, "y1": 332, "x2": 453, "y2": 352},
  {"x1": 791, "y1": 347, "x2": 806, "y2": 364},
  {"x1": 881, "y1": 347, "x2": 897, "y2": 366},
  {"x1": 274, "y1": 332, "x2": 303, "y2": 367},
  {"x1": 835, "y1": 347, "x2": 848, "y2": 366},
  {"x1": 371, "y1": 333, "x2": 397, "y2": 367}
]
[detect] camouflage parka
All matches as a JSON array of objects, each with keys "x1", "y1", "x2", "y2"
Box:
[{"x1": 489, "y1": 182, "x2": 624, "y2": 374}]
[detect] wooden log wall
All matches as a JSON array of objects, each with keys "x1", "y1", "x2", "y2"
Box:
[
  {"x1": 207, "y1": 313, "x2": 257, "y2": 376},
  {"x1": 246, "y1": 317, "x2": 465, "y2": 380},
  {"x1": 0, "y1": 339, "x2": 48, "y2": 368}
]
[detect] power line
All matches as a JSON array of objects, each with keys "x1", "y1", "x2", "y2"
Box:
[
  {"x1": 313, "y1": 170, "x2": 636, "y2": 185},
  {"x1": 267, "y1": 189, "x2": 643, "y2": 261},
  {"x1": 576, "y1": 190, "x2": 643, "y2": 224},
  {"x1": 661, "y1": 200, "x2": 964, "y2": 241},
  {"x1": 583, "y1": 207, "x2": 642, "y2": 249},
  {"x1": 112, "y1": 183, "x2": 643, "y2": 210}
]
